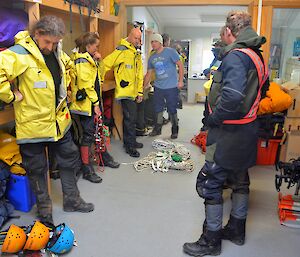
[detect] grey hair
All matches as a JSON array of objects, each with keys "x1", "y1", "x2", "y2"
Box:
[
  {"x1": 225, "y1": 11, "x2": 251, "y2": 37},
  {"x1": 31, "y1": 15, "x2": 65, "y2": 37}
]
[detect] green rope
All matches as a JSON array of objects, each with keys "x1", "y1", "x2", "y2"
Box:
[{"x1": 172, "y1": 154, "x2": 183, "y2": 162}]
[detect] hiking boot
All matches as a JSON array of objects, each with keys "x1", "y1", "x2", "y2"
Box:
[
  {"x1": 38, "y1": 214, "x2": 54, "y2": 226},
  {"x1": 183, "y1": 230, "x2": 221, "y2": 257},
  {"x1": 149, "y1": 125, "x2": 162, "y2": 137},
  {"x1": 134, "y1": 142, "x2": 143, "y2": 148},
  {"x1": 63, "y1": 197, "x2": 94, "y2": 213},
  {"x1": 171, "y1": 125, "x2": 179, "y2": 139},
  {"x1": 82, "y1": 164, "x2": 102, "y2": 183},
  {"x1": 222, "y1": 215, "x2": 246, "y2": 245},
  {"x1": 102, "y1": 151, "x2": 120, "y2": 168},
  {"x1": 125, "y1": 146, "x2": 140, "y2": 158}
]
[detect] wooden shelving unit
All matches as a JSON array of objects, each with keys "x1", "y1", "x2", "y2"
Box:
[{"x1": 0, "y1": 108, "x2": 15, "y2": 126}]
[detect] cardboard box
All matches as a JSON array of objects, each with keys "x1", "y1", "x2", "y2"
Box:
[
  {"x1": 284, "y1": 117, "x2": 300, "y2": 132},
  {"x1": 281, "y1": 82, "x2": 300, "y2": 117},
  {"x1": 279, "y1": 131, "x2": 300, "y2": 162}
]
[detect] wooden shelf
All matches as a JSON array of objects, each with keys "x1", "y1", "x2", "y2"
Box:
[
  {"x1": 24, "y1": 0, "x2": 120, "y2": 22},
  {"x1": 0, "y1": 108, "x2": 15, "y2": 126}
]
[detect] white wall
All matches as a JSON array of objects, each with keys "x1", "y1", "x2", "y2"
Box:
[
  {"x1": 165, "y1": 26, "x2": 221, "y2": 76},
  {"x1": 127, "y1": 7, "x2": 161, "y2": 73}
]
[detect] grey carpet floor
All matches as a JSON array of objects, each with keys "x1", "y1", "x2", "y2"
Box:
[{"x1": 4, "y1": 104, "x2": 300, "y2": 257}]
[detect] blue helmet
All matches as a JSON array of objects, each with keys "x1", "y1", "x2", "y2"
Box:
[{"x1": 47, "y1": 223, "x2": 75, "y2": 254}]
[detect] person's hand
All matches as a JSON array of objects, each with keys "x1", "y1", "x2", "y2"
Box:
[
  {"x1": 93, "y1": 52, "x2": 102, "y2": 61},
  {"x1": 136, "y1": 96, "x2": 143, "y2": 103},
  {"x1": 13, "y1": 89, "x2": 23, "y2": 102},
  {"x1": 94, "y1": 105, "x2": 101, "y2": 116},
  {"x1": 177, "y1": 81, "x2": 183, "y2": 89}
]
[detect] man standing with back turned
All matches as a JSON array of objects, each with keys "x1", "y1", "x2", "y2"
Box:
[
  {"x1": 183, "y1": 11, "x2": 267, "y2": 256},
  {"x1": 0, "y1": 16, "x2": 94, "y2": 224}
]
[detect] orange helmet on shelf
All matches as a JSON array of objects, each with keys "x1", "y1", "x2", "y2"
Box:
[
  {"x1": 1, "y1": 224, "x2": 27, "y2": 253},
  {"x1": 23, "y1": 221, "x2": 50, "y2": 251}
]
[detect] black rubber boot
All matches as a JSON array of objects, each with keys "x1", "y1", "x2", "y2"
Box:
[
  {"x1": 82, "y1": 164, "x2": 102, "y2": 183},
  {"x1": 63, "y1": 196, "x2": 94, "y2": 213},
  {"x1": 171, "y1": 125, "x2": 179, "y2": 139},
  {"x1": 149, "y1": 124, "x2": 162, "y2": 136},
  {"x1": 102, "y1": 151, "x2": 120, "y2": 168},
  {"x1": 170, "y1": 113, "x2": 179, "y2": 139},
  {"x1": 125, "y1": 146, "x2": 140, "y2": 158},
  {"x1": 222, "y1": 215, "x2": 246, "y2": 245},
  {"x1": 183, "y1": 230, "x2": 222, "y2": 256}
]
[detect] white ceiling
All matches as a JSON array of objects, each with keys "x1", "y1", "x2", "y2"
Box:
[
  {"x1": 146, "y1": 6, "x2": 248, "y2": 28},
  {"x1": 146, "y1": 6, "x2": 300, "y2": 30}
]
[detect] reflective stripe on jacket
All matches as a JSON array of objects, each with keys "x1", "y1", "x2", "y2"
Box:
[
  {"x1": 0, "y1": 31, "x2": 73, "y2": 144},
  {"x1": 102, "y1": 38, "x2": 143, "y2": 100},
  {"x1": 70, "y1": 51, "x2": 101, "y2": 116}
]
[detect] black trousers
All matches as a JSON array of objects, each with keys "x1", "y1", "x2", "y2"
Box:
[
  {"x1": 19, "y1": 131, "x2": 81, "y2": 217},
  {"x1": 79, "y1": 114, "x2": 95, "y2": 146},
  {"x1": 121, "y1": 99, "x2": 137, "y2": 147},
  {"x1": 136, "y1": 101, "x2": 145, "y2": 132},
  {"x1": 196, "y1": 161, "x2": 250, "y2": 205}
]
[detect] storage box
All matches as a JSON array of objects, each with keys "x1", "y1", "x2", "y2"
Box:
[
  {"x1": 283, "y1": 117, "x2": 300, "y2": 132},
  {"x1": 281, "y1": 82, "x2": 300, "y2": 117},
  {"x1": 6, "y1": 174, "x2": 36, "y2": 212},
  {"x1": 195, "y1": 92, "x2": 206, "y2": 103},
  {"x1": 256, "y1": 138, "x2": 281, "y2": 165},
  {"x1": 279, "y1": 131, "x2": 300, "y2": 162}
]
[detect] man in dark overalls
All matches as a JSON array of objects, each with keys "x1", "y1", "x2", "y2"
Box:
[{"x1": 183, "y1": 11, "x2": 268, "y2": 256}]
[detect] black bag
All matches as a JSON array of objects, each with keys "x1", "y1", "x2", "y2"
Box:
[{"x1": 76, "y1": 88, "x2": 87, "y2": 101}]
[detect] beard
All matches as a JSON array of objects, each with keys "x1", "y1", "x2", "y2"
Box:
[{"x1": 41, "y1": 48, "x2": 52, "y2": 55}]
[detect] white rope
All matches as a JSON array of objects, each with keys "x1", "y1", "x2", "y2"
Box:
[{"x1": 134, "y1": 139, "x2": 195, "y2": 173}]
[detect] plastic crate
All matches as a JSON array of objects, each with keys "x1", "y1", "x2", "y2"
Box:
[
  {"x1": 256, "y1": 138, "x2": 281, "y2": 165},
  {"x1": 6, "y1": 174, "x2": 36, "y2": 212}
]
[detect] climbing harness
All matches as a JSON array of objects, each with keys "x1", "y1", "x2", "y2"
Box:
[
  {"x1": 134, "y1": 139, "x2": 194, "y2": 173},
  {"x1": 64, "y1": 0, "x2": 99, "y2": 33},
  {"x1": 93, "y1": 114, "x2": 110, "y2": 171}
]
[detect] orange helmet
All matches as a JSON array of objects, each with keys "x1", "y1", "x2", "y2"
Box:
[
  {"x1": 1, "y1": 224, "x2": 27, "y2": 253},
  {"x1": 23, "y1": 221, "x2": 50, "y2": 251}
]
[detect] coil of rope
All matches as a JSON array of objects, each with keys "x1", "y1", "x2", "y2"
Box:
[{"x1": 134, "y1": 139, "x2": 194, "y2": 173}]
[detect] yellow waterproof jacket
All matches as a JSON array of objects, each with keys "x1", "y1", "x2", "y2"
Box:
[
  {"x1": 70, "y1": 51, "x2": 101, "y2": 116},
  {"x1": 102, "y1": 38, "x2": 143, "y2": 100},
  {"x1": 0, "y1": 31, "x2": 73, "y2": 144}
]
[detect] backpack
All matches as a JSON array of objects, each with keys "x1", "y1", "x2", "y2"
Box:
[
  {"x1": 0, "y1": 162, "x2": 16, "y2": 229},
  {"x1": 64, "y1": 0, "x2": 100, "y2": 32},
  {"x1": 0, "y1": 8, "x2": 28, "y2": 48}
]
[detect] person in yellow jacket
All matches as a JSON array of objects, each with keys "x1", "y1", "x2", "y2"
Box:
[
  {"x1": 70, "y1": 32, "x2": 119, "y2": 183},
  {"x1": 102, "y1": 28, "x2": 143, "y2": 158},
  {"x1": 0, "y1": 16, "x2": 94, "y2": 224}
]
